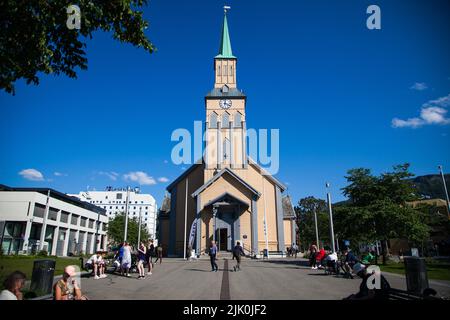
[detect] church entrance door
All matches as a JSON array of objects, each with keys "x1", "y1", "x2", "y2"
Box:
[{"x1": 217, "y1": 228, "x2": 228, "y2": 251}]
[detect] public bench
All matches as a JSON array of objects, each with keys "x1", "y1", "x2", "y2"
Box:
[
  {"x1": 260, "y1": 250, "x2": 285, "y2": 258},
  {"x1": 388, "y1": 288, "x2": 441, "y2": 301}
]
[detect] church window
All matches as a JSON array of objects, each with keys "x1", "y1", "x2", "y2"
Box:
[
  {"x1": 218, "y1": 65, "x2": 221, "y2": 76},
  {"x1": 234, "y1": 112, "x2": 242, "y2": 128},
  {"x1": 230, "y1": 65, "x2": 233, "y2": 77},
  {"x1": 223, "y1": 138, "x2": 231, "y2": 161},
  {"x1": 222, "y1": 112, "x2": 230, "y2": 128},
  {"x1": 210, "y1": 112, "x2": 218, "y2": 129}
]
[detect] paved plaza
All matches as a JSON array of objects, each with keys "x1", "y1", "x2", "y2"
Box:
[{"x1": 81, "y1": 258, "x2": 450, "y2": 300}]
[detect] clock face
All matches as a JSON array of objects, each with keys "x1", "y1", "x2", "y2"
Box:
[{"x1": 219, "y1": 99, "x2": 232, "y2": 110}]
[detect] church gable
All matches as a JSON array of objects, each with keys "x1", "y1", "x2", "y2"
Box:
[{"x1": 192, "y1": 168, "x2": 260, "y2": 199}]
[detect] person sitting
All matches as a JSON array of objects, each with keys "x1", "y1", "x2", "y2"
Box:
[
  {"x1": 315, "y1": 248, "x2": 326, "y2": 269},
  {"x1": 343, "y1": 247, "x2": 359, "y2": 278},
  {"x1": 86, "y1": 251, "x2": 107, "y2": 279},
  {"x1": 324, "y1": 251, "x2": 339, "y2": 275},
  {"x1": 361, "y1": 251, "x2": 375, "y2": 265},
  {"x1": 344, "y1": 263, "x2": 391, "y2": 300},
  {"x1": 54, "y1": 266, "x2": 87, "y2": 300},
  {"x1": 0, "y1": 271, "x2": 26, "y2": 300}
]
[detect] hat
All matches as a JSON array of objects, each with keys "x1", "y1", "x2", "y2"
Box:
[{"x1": 353, "y1": 263, "x2": 365, "y2": 274}]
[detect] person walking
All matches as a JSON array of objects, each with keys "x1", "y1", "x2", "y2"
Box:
[
  {"x1": 232, "y1": 241, "x2": 245, "y2": 272},
  {"x1": 146, "y1": 240, "x2": 154, "y2": 275},
  {"x1": 155, "y1": 245, "x2": 163, "y2": 264},
  {"x1": 121, "y1": 242, "x2": 132, "y2": 277},
  {"x1": 292, "y1": 243, "x2": 298, "y2": 258},
  {"x1": 137, "y1": 242, "x2": 146, "y2": 279},
  {"x1": 309, "y1": 243, "x2": 318, "y2": 269},
  {"x1": 209, "y1": 241, "x2": 219, "y2": 272}
]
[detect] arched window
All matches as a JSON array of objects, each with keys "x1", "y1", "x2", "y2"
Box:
[
  {"x1": 222, "y1": 112, "x2": 230, "y2": 128},
  {"x1": 218, "y1": 65, "x2": 221, "y2": 76},
  {"x1": 223, "y1": 138, "x2": 231, "y2": 161},
  {"x1": 230, "y1": 65, "x2": 233, "y2": 77},
  {"x1": 234, "y1": 112, "x2": 242, "y2": 128},
  {"x1": 210, "y1": 112, "x2": 218, "y2": 129}
]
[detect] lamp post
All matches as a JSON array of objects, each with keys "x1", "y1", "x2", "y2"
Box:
[
  {"x1": 326, "y1": 183, "x2": 336, "y2": 253},
  {"x1": 213, "y1": 205, "x2": 218, "y2": 243},
  {"x1": 123, "y1": 186, "x2": 131, "y2": 242},
  {"x1": 137, "y1": 206, "x2": 142, "y2": 247},
  {"x1": 313, "y1": 205, "x2": 320, "y2": 250},
  {"x1": 438, "y1": 165, "x2": 450, "y2": 219}
]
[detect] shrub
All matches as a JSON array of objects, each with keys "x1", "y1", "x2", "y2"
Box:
[{"x1": 37, "y1": 250, "x2": 48, "y2": 257}]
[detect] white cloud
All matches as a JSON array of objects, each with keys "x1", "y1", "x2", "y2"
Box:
[
  {"x1": 163, "y1": 160, "x2": 169, "y2": 164},
  {"x1": 392, "y1": 93, "x2": 450, "y2": 128},
  {"x1": 19, "y1": 169, "x2": 44, "y2": 181},
  {"x1": 98, "y1": 171, "x2": 119, "y2": 181},
  {"x1": 410, "y1": 82, "x2": 428, "y2": 91},
  {"x1": 54, "y1": 172, "x2": 68, "y2": 177},
  {"x1": 158, "y1": 177, "x2": 170, "y2": 183},
  {"x1": 123, "y1": 171, "x2": 156, "y2": 186}
]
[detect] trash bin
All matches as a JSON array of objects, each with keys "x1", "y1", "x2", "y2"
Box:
[
  {"x1": 263, "y1": 249, "x2": 268, "y2": 259},
  {"x1": 30, "y1": 259, "x2": 56, "y2": 297},
  {"x1": 404, "y1": 257, "x2": 429, "y2": 295}
]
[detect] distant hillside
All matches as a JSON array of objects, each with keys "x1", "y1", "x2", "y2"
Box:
[
  {"x1": 411, "y1": 174, "x2": 450, "y2": 200},
  {"x1": 333, "y1": 174, "x2": 450, "y2": 205}
]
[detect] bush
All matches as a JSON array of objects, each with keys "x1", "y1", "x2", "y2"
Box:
[{"x1": 37, "y1": 250, "x2": 48, "y2": 257}]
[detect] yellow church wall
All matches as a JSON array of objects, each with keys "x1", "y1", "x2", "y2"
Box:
[
  {"x1": 284, "y1": 220, "x2": 292, "y2": 248},
  {"x1": 173, "y1": 165, "x2": 204, "y2": 256}
]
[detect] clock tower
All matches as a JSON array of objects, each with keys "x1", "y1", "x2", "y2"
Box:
[{"x1": 204, "y1": 11, "x2": 247, "y2": 173}]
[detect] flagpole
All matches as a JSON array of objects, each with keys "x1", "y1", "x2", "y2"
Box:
[{"x1": 183, "y1": 179, "x2": 189, "y2": 260}]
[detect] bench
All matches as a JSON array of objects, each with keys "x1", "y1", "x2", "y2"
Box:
[
  {"x1": 388, "y1": 288, "x2": 441, "y2": 301},
  {"x1": 260, "y1": 250, "x2": 285, "y2": 258}
]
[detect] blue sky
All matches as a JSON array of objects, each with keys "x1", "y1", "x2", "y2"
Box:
[{"x1": 1, "y1": 0, "x2": 449, "y2": 206}]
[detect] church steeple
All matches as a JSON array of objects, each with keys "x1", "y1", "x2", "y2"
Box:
[
  {"x1": 214, "y1": 9, "x2": 237, "y2": 89},
  {"x1": 216, "y1": 13, "x2": 236, "y2": 59}
]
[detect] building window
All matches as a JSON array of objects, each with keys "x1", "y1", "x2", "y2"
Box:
[
  {"x1": 223, "y1": 138, "x2": 231, "y2": 160},
  {"x1": 116, "y1": 193, "x2": 122, "y2": 200},
  {"x1": 209, "y1": 112, "x2": 218, "y2": 129},
  {"x1": 33, "y1": 203, "x2": 46, "y2": 218},
  {"x1": 222, "y1": 112, "x2": 230, "y2": 128},
  {"x1": 234, "y1": 112, "x2": 242, "y2": 128},
  {"x1": 218, "y1": 65, "x2": 221, "y2": 76},
  {"x1": 60, "y1": 211, "x2": 69, "y2": 223},
  {"x1": 71, "y1": 215, "x2": 79, "y2": 226}
]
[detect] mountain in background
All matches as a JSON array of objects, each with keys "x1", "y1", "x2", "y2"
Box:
[
  {"x1": 333, "y1": 174, "x2": 450, "y2": 206},
  {"x1": 411, "y1": 174, "x2": 450, "y2": 200}
]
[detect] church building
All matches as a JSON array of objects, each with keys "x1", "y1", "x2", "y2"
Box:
[{"x1": 159, "y1": 10, "x2": 296, "y2": 258}]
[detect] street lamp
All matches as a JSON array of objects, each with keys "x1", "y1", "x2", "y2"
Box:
[
  {"x1": 124, "y1": 186, "x2": 131, "y2": 242},
  {"x1": 137, "y1": 206, "x2": 142, "y2": 247},
  {"x1": 313, "y1": 204, "x2": 320, "y2": 250},
  {"x1": 438, "y1": 165, "x2": 450, "y2": 219},
  {"x1": 212, "y1": 205, "x2": 218, "y2": 243},
  {"x1": 326, "y1": 183, "x2": 336, "y2": 253}
]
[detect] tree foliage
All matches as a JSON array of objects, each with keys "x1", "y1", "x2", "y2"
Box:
[
  {"x1": 335, "y1": 164, "x2": 429, "y2": 257},
  {"x1": 1, "y1": 0, "x2": 155, "y2": 94},
  {"x1": 295, "y1": 196, "x2": 330, "y2": 249},
  {"x1": 107, "y1": 212, "x2": 150, "y2": 247}
]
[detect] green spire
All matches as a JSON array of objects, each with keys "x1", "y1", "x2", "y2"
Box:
[{"x1": 215, "y1": 13, "x2": 236, "y2": 59}]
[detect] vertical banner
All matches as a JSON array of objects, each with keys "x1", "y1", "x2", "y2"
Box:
[{"x1": 188, "y1": 218, "x2": 197, "y2": 249}]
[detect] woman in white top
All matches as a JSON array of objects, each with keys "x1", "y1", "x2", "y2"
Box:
[
  {"x1": 0, "y1": 271, "x2": 26, "y2": 300},
  {"x1": 121, "y1": 242, "x2": 132, "y2": 277}
]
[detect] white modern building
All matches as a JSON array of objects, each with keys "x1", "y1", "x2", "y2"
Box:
[
  {"x1": 0, "y1": 184, "x2": 108, "y2": 256},
  {"x1": 69, "y1": 187, "x2": 158, "y2": 239}
]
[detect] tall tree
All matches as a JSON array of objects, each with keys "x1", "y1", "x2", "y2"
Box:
[
  {"x1": 1, "y1": 1, "x2": 155, "y2": 94},
  {"x1": 107, "y1": 213, "x2": 149, "y2": 247},
  {"x1": 336, "y1": 164, "x2": 428, "y2": 263},
  {"x1": 295, "y1": 197, "x2": 329, "y2": 250}
]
